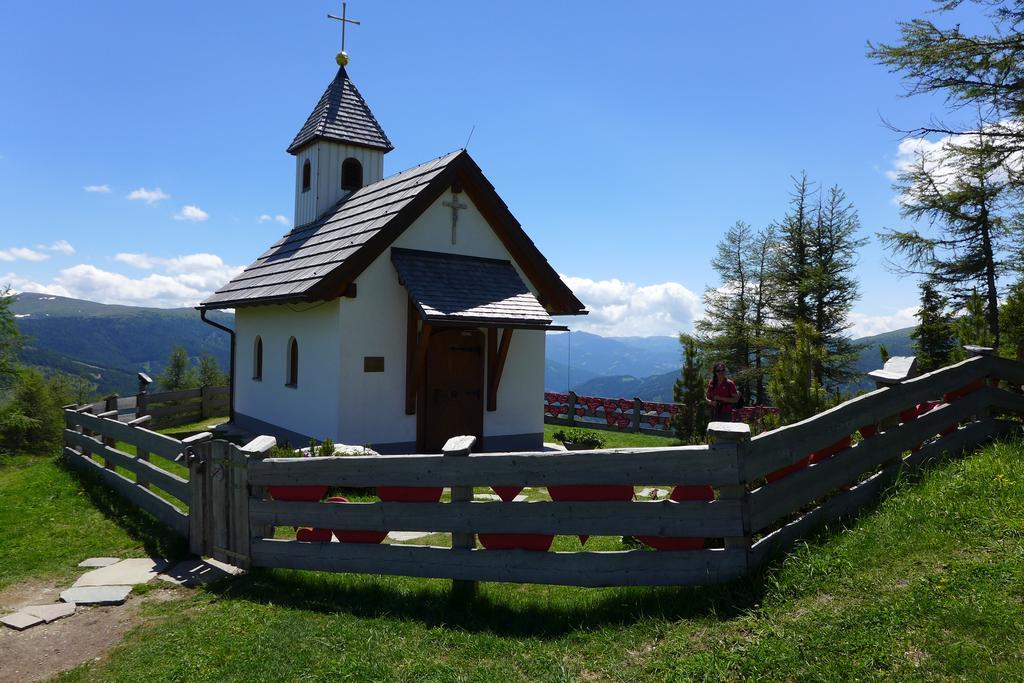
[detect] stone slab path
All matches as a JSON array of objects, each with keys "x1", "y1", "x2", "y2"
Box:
[
  {"x1": 22, "y1": 603, "x2": 76, "y2": 623},
  {"x1": 0, "y1": 612, "x2": 44, "y2": 631},
  {"x1": 74, "y1": 558, "x2": 168, "y2": 587},
  {"x1": 59, "y1": 585, "x2": 133, "y2": 606},
  {"x1": 77, "y1": 557, "x2": 120, "y2": 568}
]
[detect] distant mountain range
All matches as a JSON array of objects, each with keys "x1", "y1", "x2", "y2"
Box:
[
  {"x1": 11, "y1": 292, "x2": 915, "y2": 402},
  {"x1": 12, "y1": 293, "x2": 231, "y2": 395},
  {"x1": 544, "y1": 328, "x2": 916, "y2": 401}
]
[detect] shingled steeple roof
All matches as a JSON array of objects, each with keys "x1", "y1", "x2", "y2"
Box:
[{"x1": 286, "y1": 66, "x2": 393, "y2": 155}]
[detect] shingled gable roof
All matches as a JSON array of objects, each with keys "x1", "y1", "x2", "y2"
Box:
[
  {"x1": 392, "y1": 248, "x2": 554, "y2": 328},
  {"x1": 200, "y1": 149, "x2": 587, "y2": 316},
  {"x1": 286, "y1": 66, "x2": 393, "y2": 154}
]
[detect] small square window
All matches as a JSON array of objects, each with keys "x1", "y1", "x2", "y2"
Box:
[{"x1": 363, "y1": 356, "x2": 385, "y2": 372}]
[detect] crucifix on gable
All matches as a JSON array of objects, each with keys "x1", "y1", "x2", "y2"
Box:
[{"x1": 442, "y1": 186, "x2": 467, "y2": 245}]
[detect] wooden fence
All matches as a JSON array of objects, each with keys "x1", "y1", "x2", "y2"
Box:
[
  {"x1": 84, "y1": 385, "x2": 230, "y2": 431},
  {"x1": 63, "y1": 354, "x2": 1024, "y2": 589},
  {"x1": 544, "y1": 391, "x2": 779, "y2": 436}
]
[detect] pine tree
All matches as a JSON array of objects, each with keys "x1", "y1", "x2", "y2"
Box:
[
  {"x1": 748, "y1": 226, "x2": 777, "y2": 405},
  {"x1": 958, "y1": 289, "x2": 995, "y2": 348},
  {"x1": 881, "y1": 123, "x2": 1014, "y2": 350},
  {"x1": 769, "y1": 175, "x2": 864, "y2": 394},
  {"x1": 807, "y1": 185, "x2": 867, "y2": 388},
  {"x1": 912, "y1": 280, "x2": 957, "y2": 372},
  {"x1": 196, "y1": 354, "x2": 228, "y2": 387},
  {"x1": 697, "y1": 221, "x2": 754, "y2": 399},
  {"x1": 879, "y1": 344, "x2": 890, "y2": 365},
  {"x1": 0, "y1": 368, "x2": 62, "y2": 455},
  {"x1": 869, "y1": 1, "x2": 1024, "y2": 157},
  {"x1": 158, "y1": 346, "x2": 196, "y2": 391},
  {"x1": 770, "y1": 174, "x2": 815, "y2": 333},
  {"x1": 0, "y1": 287, "x2": 21, "y2": 389},
  {"x1": 1001, "y1": 278, "x2": 1024, "y2": 361},
  {"x1": 672, "y1": 334, "x2": 708, "y2": 441},
  {"x1": 767, "y1": 320, "x2": 828, "y2": 425}
]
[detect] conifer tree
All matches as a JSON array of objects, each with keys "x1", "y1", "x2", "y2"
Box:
[
  {"x1": 749, "y1": 226, "x2": 777, "y2": 405},
  {"x1": 767, "y1": 321, "x2": 827, "y2": 424},
  {"x1": 807, "y1": 185, "x2": 867, "y2": 387},
  {"x1": 913, "y1": 280, "x2": 958, "y2": 372},
  {"x1": 672, "y1": 334, "x2": 708, "y2": 440},
  {"x1": 697, "y1": 221, "x2": 753, "y2": 399},
  {"x1": 0, "y1": 287, "x2": 21, "y2": 389},
  {"x1": 158, "y1": 346, "x2": 196, "y2": 391},
  {"x1": 957, "y1": 289, "x2": 995, "y2": 348},
  {"x1": 881, "y1": 124, "x2": 1014, "y2": 349},
  {"x1": 197, "y1": 354, "x2": 228, "y2": 387},
  {"x1": 869, "y1": 1, "x2": 1024, "y2": 156},
  {"x1": 769, "y1": 175, "x2": 864, "y2": 393},
  {"x1": 1001, "y1": 278, "x2": 1024, "y2": 361}
]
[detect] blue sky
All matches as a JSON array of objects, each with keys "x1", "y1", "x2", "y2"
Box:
[{"x1": 0, "y1": 1, "x2": 994, "y2": 337}]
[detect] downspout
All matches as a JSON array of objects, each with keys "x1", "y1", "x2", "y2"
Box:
[{"x1": 199, "y1": 308, "x2": 235, "y2": 423}]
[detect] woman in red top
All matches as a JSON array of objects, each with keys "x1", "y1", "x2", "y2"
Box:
[{"x1": 706, "y1": 362, "x2": 739, "y2": 420}]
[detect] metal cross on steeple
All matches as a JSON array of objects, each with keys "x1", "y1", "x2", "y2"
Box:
[
  {"x1": 443, "y1": 189, "x2": 468, "y2": 245},
  {"x1": 327, "y1": 2, "x2": 361, "y2": 65}
]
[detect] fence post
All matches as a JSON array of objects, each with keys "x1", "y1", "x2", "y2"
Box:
[
  {"x1": 632, "y1": 397, "x2": 643, "y2": 433},
  {"x1": 444, "y1": 435, "x2": 478, "y2": 599},
  {"x1": 241, "y1": 435, "x2": 277, "y2": 561},
  {"x1": 567, "y1": 391, "x2": 577, "y2": 427},
  {"x1": 102, "y1": 395, "x2": 119, "y2": 470},
  {"x1": 708, "y1": 421, "x2": 752, "y2": 571},
  {"x1": 200, "y1": 385, "x2": 212, "y2": 418},
  {"x1": 188, "y1": 439, "x2": 213, "y2": 557},
  {"x1": 128, "y1": 415, "x2": 152, "y2": 489}
]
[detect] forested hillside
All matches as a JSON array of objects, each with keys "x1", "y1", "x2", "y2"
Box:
[{"x1": 12, "y1": 293, "x2": 232, "y2": 396}]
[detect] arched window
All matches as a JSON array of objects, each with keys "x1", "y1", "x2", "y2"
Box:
[
  {"x1": 301, "y1": 159, "x2": 311, "y2": 192},
  {"x1": 253, "y1": 336, "x2": 263, "y2": 380},
  {"x1": 341, "y1": 158, "x2": 363, "y2": 191},
  {"x1": 286, "y1": 337, "x2": 298, "y2": 387}
]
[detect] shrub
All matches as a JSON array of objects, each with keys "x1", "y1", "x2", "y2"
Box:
[{"x1": 552, "y1": 428, "x2": 606, "y2": 449}]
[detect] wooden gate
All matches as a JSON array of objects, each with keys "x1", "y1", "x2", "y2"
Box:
[{"x1": 188, "y1": 436, "x2": 275, "y2": 569}]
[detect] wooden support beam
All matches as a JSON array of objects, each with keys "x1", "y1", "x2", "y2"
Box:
[
  {"x1": 405, "y1": 302, "x2": 432, "y2": 415},
  {"x1": 487, "y1": 328, "x2": 513, "y2": 411}
]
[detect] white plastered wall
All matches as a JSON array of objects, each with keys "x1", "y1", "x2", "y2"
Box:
[
  {"x1": 234, "y1": 301, "x2": 343, "y2": 443},
  {"x1": 336, "y1": 190, "x2": 546, "y2": 450}
]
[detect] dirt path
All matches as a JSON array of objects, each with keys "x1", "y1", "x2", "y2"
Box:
[{"x1": 0, "y1": 580, "x2": 179, "y2": 683}]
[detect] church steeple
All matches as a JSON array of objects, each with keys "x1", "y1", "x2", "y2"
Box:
[
  {"x1": 287, "y1": 66, "x2": 392, "y2": 155},
  {"x1": 289, "y1": 66, "x2": 392, "y2": 226}
]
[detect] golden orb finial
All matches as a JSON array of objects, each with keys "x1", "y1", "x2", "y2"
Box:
[{"x1": 336, "y1": 51, "x2": 350, "y2": 67}]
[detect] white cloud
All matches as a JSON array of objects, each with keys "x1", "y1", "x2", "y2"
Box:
[
  {"x1": 0, "y1": 247, "x2": 49, "y2": 262},
  {"x1": 126, "y1": 187, "x2": 170, "y2": 205},
  {"x1": 848, "y1": 306, "x2": 919, "y2": 338},
  {"x1": 888, "y1": 121, "x2": 1024, "y2": 204},
  {"x1": 4, "y1": 251, "x2": 243, "y2": 308},
  {"x1": 84, "y1": 184, "x2": 111, "y2": 193},
  {"x1": 555, "y1": 275, "x2": 701, "y2": 336},
  {"x1": 114, "y1": 252, "x2": 158, "y2": 269},
  {"x1": 259, "y1": 214, "x2": 290, "y2": 226},
  {"x1": 37, "y1": 240, "x2": 75, "y2": 255},
  {"x1": 114, "y1": 251, "x2": 244, "y2": 293},
  {"x1": 1, "y1": 272, "x2": 70, "y2": 297},
  {"x1": 174, "y1": 205, "x2": 209, "y2": 222}
]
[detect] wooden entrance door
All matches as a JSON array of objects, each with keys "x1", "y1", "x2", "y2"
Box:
[{"x1": 421, "y1": 328, "x2": 484, "y2": 452}]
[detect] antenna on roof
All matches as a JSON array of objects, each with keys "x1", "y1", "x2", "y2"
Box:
[{"x1": 464, "y1": 124, "x2": 476, "y2": 151}]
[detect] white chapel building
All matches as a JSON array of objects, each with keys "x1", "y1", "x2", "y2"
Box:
[{"x1": 199, "y1": 62, "x2": 586, "y2": 453}]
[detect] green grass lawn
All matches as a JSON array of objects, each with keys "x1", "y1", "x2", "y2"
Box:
[
  {"x1": 543, "y1": 423, "x2": 680, "y2": 448},
  {"x1": 0, "y1": 454, "x2": 186, "y2": 592},
  {"x1": 20, "y1": 434, "x2": 1018, "y2": 681}
]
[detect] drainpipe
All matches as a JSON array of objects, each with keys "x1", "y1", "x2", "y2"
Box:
[{"x1": 199, "y1": 308, "x2": 235, "y2": 423}]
